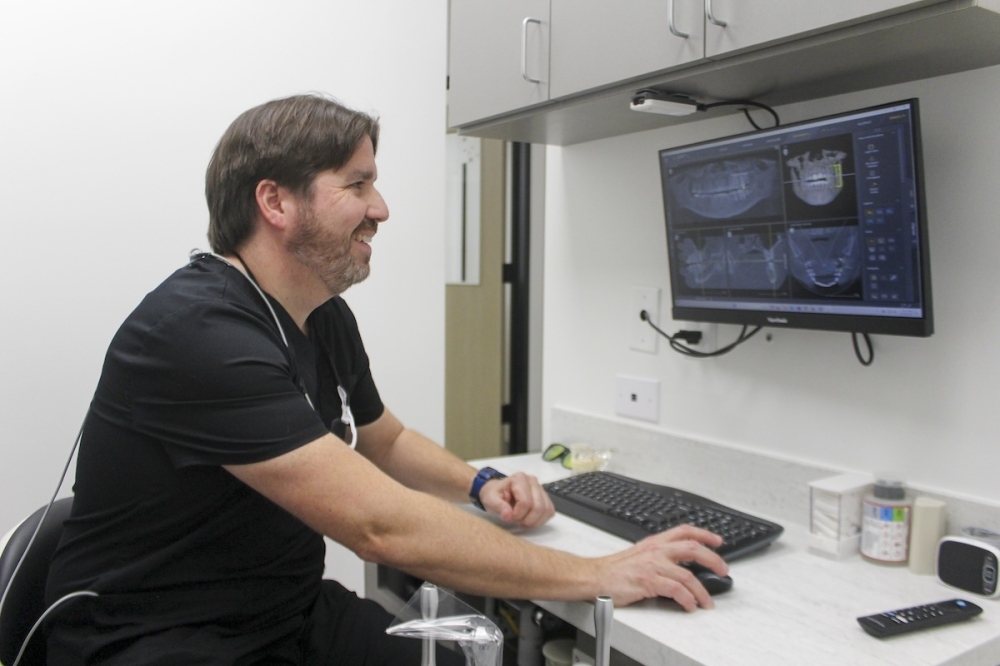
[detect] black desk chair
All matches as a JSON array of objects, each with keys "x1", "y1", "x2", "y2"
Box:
[{"x1": 0, "y1": 497, "x2": 73, "y2": 666}]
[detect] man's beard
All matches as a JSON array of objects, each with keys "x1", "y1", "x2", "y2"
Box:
[{"x1": 287, "y1": 205, "x2": 373, "y2": 296}]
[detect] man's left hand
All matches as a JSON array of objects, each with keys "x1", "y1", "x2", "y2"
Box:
[{"x1": 479, "y1": 472, "x2": 555, "y2": 528}]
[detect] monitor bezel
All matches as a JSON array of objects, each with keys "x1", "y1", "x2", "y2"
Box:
[{"x1": 659, "y1": 98, "x2": 934, "y2": 338}]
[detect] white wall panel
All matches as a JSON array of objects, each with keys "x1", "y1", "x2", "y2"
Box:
[
  {"x1": 542, "y1": 63, "x2": 1000, "y2": 505},
  {"x1": 0, "y1": 0, "x2": 448, "y2": 594}
]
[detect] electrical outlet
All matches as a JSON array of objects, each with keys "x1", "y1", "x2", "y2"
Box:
[
  {"x1": 629, "y1": 287, "x2": 660, "y2": 353},
  {"x1": 614, "y1": 375, "x2": 659, "y2": 422}
]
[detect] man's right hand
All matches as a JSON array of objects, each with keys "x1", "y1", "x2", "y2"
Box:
[{"x1": 596, "y1": 525, "x2": 728, "y2": 611}]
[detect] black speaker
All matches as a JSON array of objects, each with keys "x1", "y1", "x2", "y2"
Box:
[{"x1": 937, "y1": 536, "x2": 1000, "y2": 598}]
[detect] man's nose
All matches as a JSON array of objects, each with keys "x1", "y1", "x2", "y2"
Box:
[{"x1": 369, "y1": 188, "x2": 389, "y2": 223}]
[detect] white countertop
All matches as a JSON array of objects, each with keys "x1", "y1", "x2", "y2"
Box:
[{"x1": 479, "y1": 453, "x2": 1000, "y2": 666}]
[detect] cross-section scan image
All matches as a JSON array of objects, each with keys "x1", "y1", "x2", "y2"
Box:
[
  {"x1": 725, "y1": 230, "x2": 789, "y2": 292},
  {"x1": 787, "y1": 149, "x2": 847, "y2": 206},
  {"x1": 675, "y1": 234, "x2": 728, "y2": 290},
  {"x1": 787, "y1": 224, "x2": 862, "y2": 297},
  {"x1": 666, "y1": 150, "x2": 783, "y2": 225},
  {"x1": 781, "y1": 134, "x2": 858, "y2": 222}
]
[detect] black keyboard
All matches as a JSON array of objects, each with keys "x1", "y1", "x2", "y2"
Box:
[{"x1": 544, "y1": 471, "x2": 783, "y2": 560}]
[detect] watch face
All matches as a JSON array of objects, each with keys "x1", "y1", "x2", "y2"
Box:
[{"x1": 477, "y1": 467, "x2": 503, "y2": 482}]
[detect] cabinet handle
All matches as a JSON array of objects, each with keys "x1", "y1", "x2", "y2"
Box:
[
  {"x1": 705, "y1": 0, "x2": 727, "y2": 27},
  {"x1": 521, "y1": 17, "x2": 542, "y2": 84},
  {"x1": 668, "y1": 0, "x2": 689, "y2": 38}
]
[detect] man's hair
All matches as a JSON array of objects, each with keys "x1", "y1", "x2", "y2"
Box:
[{"x1": 206, "y1": 93, "x2": 380, "y2": 254}]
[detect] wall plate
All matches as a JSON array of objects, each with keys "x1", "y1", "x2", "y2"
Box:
[
  {"x1": 629, "y1": 287, "x2": 660, "y2": 354},
  {"x1": 615, "y1": 375, "x2": 659, "y2": 422}
]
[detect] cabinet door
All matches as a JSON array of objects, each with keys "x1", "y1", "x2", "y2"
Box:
[
  {"x1": 448, "y1": 0, "x2": 550, "y2": 127},
  {"x1": 549, "y1": 0, "x2": 706, "y2": 99},
  {"x1": 704, "y1": 0, "x2": 950, "y2": 58}
]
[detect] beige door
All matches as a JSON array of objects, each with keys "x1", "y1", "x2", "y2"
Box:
[{"x1": 445, "y1": 138, "x2": 507, "y2": 461}]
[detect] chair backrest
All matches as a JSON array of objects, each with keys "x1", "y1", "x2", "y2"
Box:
[{"x1": 0, "y1": 497, "x2": 73, "y2": 666}]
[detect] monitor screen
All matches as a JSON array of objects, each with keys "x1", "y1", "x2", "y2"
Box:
[{"x1": 658, "y1": 98, "x2": 933, "y2": 337}]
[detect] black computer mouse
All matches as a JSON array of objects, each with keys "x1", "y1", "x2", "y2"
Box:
[
  {"x1": 684, "y1": 563, "x2": 734, "y2": 595},
  {"x1": 694, "y1": 569, "x2": 733, "y2": 595}
]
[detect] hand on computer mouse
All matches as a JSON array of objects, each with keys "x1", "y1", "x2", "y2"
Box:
[
  {"x1": 594, "y1": 524, "x2": 728, "y2": 611},
  {"x1": 683, "y1": 562, "x2": 734, "y2": 595}
]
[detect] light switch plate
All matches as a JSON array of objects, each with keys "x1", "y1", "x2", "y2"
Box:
[{"x1": 615, "y1": 374, "x2": 659, "y2": 422}]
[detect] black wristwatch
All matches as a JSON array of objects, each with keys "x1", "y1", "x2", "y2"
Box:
[{"x1": 469, "y1": 466, "x2": 507, "y2": 511}]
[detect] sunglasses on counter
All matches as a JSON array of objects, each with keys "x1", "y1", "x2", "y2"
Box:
[{"x1": 542, "y1": 443, "x2": 574, "y2": 469}]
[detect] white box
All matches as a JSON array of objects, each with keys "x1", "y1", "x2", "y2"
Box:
[{"x1": 807, "y1": 473, "x2": 872, "y2": 560}]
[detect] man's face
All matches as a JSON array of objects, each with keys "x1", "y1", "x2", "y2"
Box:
[{"x1": 287, "y1": 137, "x2": 389, "y2": 295}]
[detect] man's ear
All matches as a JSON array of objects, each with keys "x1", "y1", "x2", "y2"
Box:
[{"x1": 254, "y1": 179, "x2": 297, "y2": 231}]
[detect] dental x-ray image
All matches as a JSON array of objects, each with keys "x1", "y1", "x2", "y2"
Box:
[
  {"x1": 781, "y1": 134, "x2": 858, "y2": 222},
  {"x1": 665, "y1": 149, "x2": 783, "y2": 226},
  {"x1": 672, "y1": 220, "x2": 862, "y2": 299},
  {"x1": 673, "y1": 227, "x2": 792, "y2": 297},
  {"x1": 726, "y1": 228, "x2": 789, "y2": 293},
  {"x1": 657, "y1": 99, "x2": 932, "y2": 337},
  {"x1": 674, "y1": 233, "x2": 729, "y2": 291},
  {"x1": 787, "y1": 223, "x2": 862, "y2": 298}
]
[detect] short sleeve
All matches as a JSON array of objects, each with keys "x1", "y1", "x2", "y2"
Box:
[{"x1": 115, "y1": 297, "x2": 329, "y2": 468}]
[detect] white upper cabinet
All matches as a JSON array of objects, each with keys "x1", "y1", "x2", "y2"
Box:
[
  {"x1": 448, "y1": 0, "x2": 1000, "y2": 144},
  {"x1": 448, "y1": 0, "x2": 551, "y2": 127},
  {"x1": 549, "y1": 0, "x2": 706, "y2": 99},
  {"x1": 703, "y1": 0, "x2": 948, "y2": 58}
]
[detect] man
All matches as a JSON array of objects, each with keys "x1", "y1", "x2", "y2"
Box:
[{"x1": 45, "y1": 94, "x2": 727, "y2": 665}]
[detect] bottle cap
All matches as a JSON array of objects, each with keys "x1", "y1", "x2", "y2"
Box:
[{"x1": 873, "y1": 479, "x2": 906, "y2": 500}]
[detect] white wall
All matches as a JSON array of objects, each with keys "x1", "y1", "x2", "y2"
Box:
[
  {"x1": 541, "y1": 63, "x2": 1000, "y2": 506},
  {"x1": 0, "y1": 0, "x2": 446, "y2": 592},
  {"x1": 9, "y1": 0, "x2": 999, "y2": 603}
]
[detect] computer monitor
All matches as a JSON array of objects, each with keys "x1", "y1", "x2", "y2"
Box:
[{"x1": 658, "y1": 98, "x2": 932, "y2": 337}]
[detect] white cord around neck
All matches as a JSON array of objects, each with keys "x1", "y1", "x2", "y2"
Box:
[{"x1": 191, "y1": 250, "x2": 315, "y2": 411}]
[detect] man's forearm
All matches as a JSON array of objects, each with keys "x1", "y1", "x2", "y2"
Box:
[
  {"x1": 355, "y1": 408, "x2": 553, "y2": 529},
  {"x1": 369, "y1": 423, "x2": 477, "y2": 503},
  {"x1": 227, "y1": 432, "x2": 726, "y2": 611}
]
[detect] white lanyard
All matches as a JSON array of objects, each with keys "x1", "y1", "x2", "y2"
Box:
[{"x1": 191, "y1": 250, "x2": 358, "y2": 449}]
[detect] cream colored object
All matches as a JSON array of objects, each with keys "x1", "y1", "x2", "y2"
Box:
[
  {"x1": 542, "y1": 638, "x2": 575, "y2": 666},
  {"x1": 909, "y1": 497, "x2": 947, "y2": 575},
  {"x1": 567, "y1": 443, "x2": 613, "y2": 474}
]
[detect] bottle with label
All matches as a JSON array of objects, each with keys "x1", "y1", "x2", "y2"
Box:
[{"x1": 861, "y1": 479, "x2": 912, "y2": 564}]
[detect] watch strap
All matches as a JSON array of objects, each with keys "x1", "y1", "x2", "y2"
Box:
[{"x1": 469, "y1": 466, "x2": 507, "y2": 511}]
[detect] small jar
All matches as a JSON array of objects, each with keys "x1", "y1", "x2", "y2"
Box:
[{"x1": 860, "y1": 479, "x2": 912, "y2": 564}]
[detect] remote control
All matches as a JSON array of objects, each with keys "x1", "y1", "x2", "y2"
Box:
[{"x1": 857, "y1": 599, "x2": 983, "y2": 638}]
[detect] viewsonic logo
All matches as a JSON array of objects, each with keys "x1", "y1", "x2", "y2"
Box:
[{"x1": 767, "y1": 317, "x2": 789, "y2": 324}]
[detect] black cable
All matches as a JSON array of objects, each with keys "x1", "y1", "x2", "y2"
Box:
[
  {"x1": 852, "y1": 332, "x2": 874, "y2": 366},
  {"x1": 698, "y1": 100, "x2": 780, "y2": 129},
  {"x1": 640, "y1": 311, "x2": 762, "y2": 358}
]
